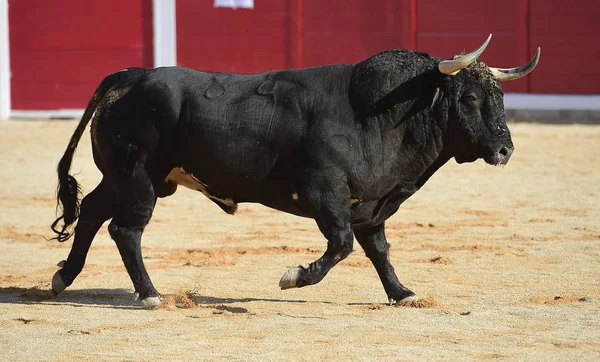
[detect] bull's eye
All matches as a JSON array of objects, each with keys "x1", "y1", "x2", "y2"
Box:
[{"x1": 461, "y1": 93, "x2": 478, "y2": 104}]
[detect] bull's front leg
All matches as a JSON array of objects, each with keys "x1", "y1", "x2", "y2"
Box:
[
  {"x1": 354, "y1": 223, "x2": 418, "y2": 305},
  {"x1": 279, "y1": 175, "x2": 354, "y2": 289}
]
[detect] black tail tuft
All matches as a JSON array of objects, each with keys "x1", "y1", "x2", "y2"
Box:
[
  {"x1": 50, "y1": 114, "x2": 87, "y2": 242},
  {"x1": 51, "y1": 139, "x2": 83, "y2": 242},
  {"x1": 51, "y1": 174, "x2": 81, "y2": 242},
  {"x1": 50, "y1": 70, "x2": 122, "y2": 241}
]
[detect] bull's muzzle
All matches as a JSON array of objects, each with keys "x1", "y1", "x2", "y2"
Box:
[{"x1": 485, "y1": 145, "x2": 514, "y2": 166}]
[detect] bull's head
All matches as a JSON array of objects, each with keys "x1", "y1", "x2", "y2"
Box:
[{"x1": 437, "y1": 35, "x2": 540, "y2": 165}]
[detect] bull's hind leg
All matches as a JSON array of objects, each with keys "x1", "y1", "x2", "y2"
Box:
[
  {"x1": 52, "y1": 179, "x2": 115, "y2": 295},
  {"x1": 354, "y1": 223, "x2": 417, "y2": 305},
  {"x1": 279, "y1": 176, "x2": 354, "y2": 289},
  {"x1": 107, "y1": 162, "x2": 160, "y2": 308}
]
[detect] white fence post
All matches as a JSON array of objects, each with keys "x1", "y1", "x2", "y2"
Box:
[
  {"x1": 153, "y1": 0, "x2": 177, "y2": 68},
  {"x1": 0, "y1": 0, "x2": 10, "y2": 119}
]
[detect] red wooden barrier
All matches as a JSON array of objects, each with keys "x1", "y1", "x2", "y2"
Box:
[
  {"x1": 176, "y1": 0, "x2": 536, "y2": 93},
  {"x1": 529, "y1": 0, "x2": 600, "y2": 94},
  {"x1": 176, "y1": 0, "x2": 296, "y2": 73},
  {"x1": 176, "y1": 0, "x2": 415, "y2": 72},
  {"x1": 176, "y1": 0, "x2": 600, "y2": 95},
  {"x1": 415, "y1": 0, "x2": 530, "y2": 93},
  {"x1": 9, "y1": 0, "x2": 153, "y2": 110},
  {"x1": 9, "y1": 0, "x2": 600, "y2": 110}
]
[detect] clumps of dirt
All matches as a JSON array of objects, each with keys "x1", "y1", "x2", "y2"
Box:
[
  {"x1": 398, "y1": 296, "x2": 441, "y2": 309},
  {"x1": 365, "y1": 303, "x2": 385, "y2": 310},
  {"x1": 14, "y1": 317, "x2": 36, "y2": 324},
  {"x1": 158, "y1": 290, "x2": 250, "y2": 315},
  {"x1": 67, "y1": 328, "x2": 102, "y2": 335},
  {"x1": 212, "y1": 305, "x2": 249, "y2": 314},
  {"x1": 411, "y1": 256, "x2": 455, "y2": 265},
  {"x1": 429, "y1": 256, "x2": 454, "y2": 264},
  {"x1": 355, "y1": 296, "x2": 441, "y2": 311},
  {"x1": 159, "y1": 290, "x2": 198, "y2": 310},
  {"x1": 4, "y1": 317, "x2": 49, "y2": 327},
  {"x1": 527, "y1": 295, "x2": 589, "y2": 305}
]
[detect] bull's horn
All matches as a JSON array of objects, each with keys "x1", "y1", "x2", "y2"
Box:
[
  {"x1": 438, "y1": 34, "x2": 492, "y2": 75},
  {"x1": 489, "y1": 47, "x2": 541, "y2": 81}
]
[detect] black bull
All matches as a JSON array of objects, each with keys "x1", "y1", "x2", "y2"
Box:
[{"x1": 51, "y1": 37, "x2": 539, "y2": 308}]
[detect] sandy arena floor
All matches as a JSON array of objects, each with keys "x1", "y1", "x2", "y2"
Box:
[{"x1": 0, "y1": 120, "x2": 598, "y2": 360}]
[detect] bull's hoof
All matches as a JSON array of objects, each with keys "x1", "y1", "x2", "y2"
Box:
[
  {"x1": 389, "y1": 295, "x2": 419, "y2": 306},
  {"x1": 51, "y1": 271, "x2": 67, "y2": 296},
  {"x1": 279, "y1": 263, "x2": 309, "y2": 290},
  {"x1": 140, "y1": 296, "x2": 162, "y2": 309}
]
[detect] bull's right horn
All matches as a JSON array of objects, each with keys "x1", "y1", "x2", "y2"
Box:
[
  {"x1": 489, "y1": 47, "x2": 541, "y2": 81},
  {"x1": 438, "y1": 34, "x2": 492, "y2": 75}
]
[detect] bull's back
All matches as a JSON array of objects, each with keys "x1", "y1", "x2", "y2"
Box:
[{"x1": 172, "y1": 69, "x2": 306, "y2": 182}]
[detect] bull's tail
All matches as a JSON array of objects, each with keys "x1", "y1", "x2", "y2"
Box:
[{"x1": 51, "y1": 72, "x2": 122, "y2": 241}]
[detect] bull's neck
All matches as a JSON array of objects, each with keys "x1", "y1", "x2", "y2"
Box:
[
  {"x1": 378, "y1": 93, "x2": 451, "y2": 188},
  {"x1": 350, "y1": 58, "x2": 453, "y2": 190}
]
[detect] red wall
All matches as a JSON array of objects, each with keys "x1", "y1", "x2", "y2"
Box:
[
  {"x1": 416, "y1": 0, "x2": 529, "y2": 93},
  {"x1": 301, "y1": 0, "x2": 414, "y2": 67},
  {"x1": 9, "y1": 0, "x2": 153, "y2": 110},
  {"x1": 176, "y1": 0, "x2": 415, "y2": 73},
  {"x1": 176, "y1": 0, "x2": 414, "y2": 73},
  {"x1": 9, "y1": 1, "x2": 600, "y2": 111},
  {"x1": 176, "y1": 0, "x2": 297, "y2": 73},
  {"x1": 177, "y1": 0, "x2": 600, "y2": 95},
  {"x1": 528, "y1": 1, "x2": 600, "y2": 94}
]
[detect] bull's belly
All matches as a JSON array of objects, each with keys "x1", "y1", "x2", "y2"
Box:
[
  {"x1": 164, "y1": 167, "x2": 312, "y2": 217},
  {"x1": 163, "y1": 168, "x2": 407, "y2": 225}
]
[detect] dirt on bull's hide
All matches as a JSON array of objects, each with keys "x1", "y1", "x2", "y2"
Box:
[{"x1": 0, "y1": 121, "x2": 599, "y2": 360}]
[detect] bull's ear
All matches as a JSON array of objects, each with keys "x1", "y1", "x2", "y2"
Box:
[{"x1": 430, "y1": 87, "x2": 443, "y2": 109}]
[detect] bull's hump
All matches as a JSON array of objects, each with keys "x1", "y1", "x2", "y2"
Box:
[{"x1": 164, "y1": 167, "x2": 238, "y2": 214}]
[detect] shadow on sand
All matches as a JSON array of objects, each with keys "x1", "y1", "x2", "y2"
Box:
[
  {"x1": 0, "y1": 286, "x2": 141, "y2": 309},
  {"x1": 0, "y1": 286, "x2": 334, "y2": 310}
]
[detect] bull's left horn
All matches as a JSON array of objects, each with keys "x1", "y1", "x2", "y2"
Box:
[
  {"x1": 438, "y1": 34, "x2": 492, "y2": 75},
  {"x1": 489, "y1": 47, "x2": 541, "y2": 81}
]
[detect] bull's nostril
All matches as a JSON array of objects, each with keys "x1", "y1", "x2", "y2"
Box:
[{"x1": 499, "y1": 147, "x2": 509, "y2": 157}]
